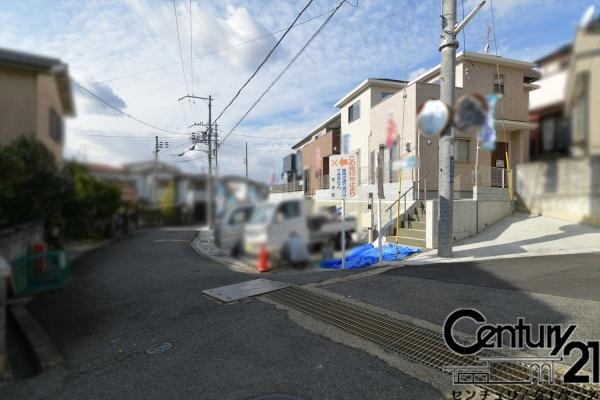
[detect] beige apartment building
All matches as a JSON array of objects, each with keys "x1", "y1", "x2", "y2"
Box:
[
  {"x1": 367, "y1": 51, "x2": 539, "y2": 197},
  {"x1": 0, "y1": 48, "x2": 75, "y2": 163}
]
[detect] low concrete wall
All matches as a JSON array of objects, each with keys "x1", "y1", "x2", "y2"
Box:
[
  {"x1": 474, "y1": 186, "x2": 510, "y2": 201},
  {"x1": 516, "y1": 156, "x2": 600, "y2": 227},
  {"x1": 426, "y1": 199, "x2": 512, "y2": 248},
  {"x1": 0, "y1": 222, "x2": 44, "y2": 262},
  {"x1": 0, "y1": 257, "x2": 10, "y2": 378}
]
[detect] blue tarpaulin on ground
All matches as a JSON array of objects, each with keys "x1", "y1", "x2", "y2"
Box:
[{"x1": 320, "y1": 243, "x2": 421, "y2": 270}]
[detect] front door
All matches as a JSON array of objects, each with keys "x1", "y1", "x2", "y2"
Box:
[{"x1": 491, "y1": 142, "x2": 508, "y2": 187}]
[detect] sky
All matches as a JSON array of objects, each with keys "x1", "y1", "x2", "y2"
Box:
[{"x1": 0, "y1": 0, "x2": 595, "y2": 182}]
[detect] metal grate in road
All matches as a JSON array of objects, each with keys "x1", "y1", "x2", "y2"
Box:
[{"x1": 265, "y1": 286, "x2": 598, "y2": 400}]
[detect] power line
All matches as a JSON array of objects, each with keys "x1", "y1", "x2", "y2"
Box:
[
  {"x1": 75, "y1": 134, "x2": 189, "y2": 140},
  {"x1": 212, "y1": 0, "x2": 315, "y2": 125},
  {"x1": 93, "y1": 9, "x2": 335, "y2": 86},
  {"x1": 172, "y1": 0, "x2": 190, "y2": 95},
  {"x1": 73, "y1": 79, "x2": 185, "y2": 134},
  {"x1": 220, "y1": 0, "x2": 347, "y2": 145}
]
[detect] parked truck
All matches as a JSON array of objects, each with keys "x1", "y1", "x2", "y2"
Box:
[{"x1": 243, "y1": 198, "x2": 356, "y2": 265}]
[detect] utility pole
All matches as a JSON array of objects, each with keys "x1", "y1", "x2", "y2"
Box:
[
  {"x1": 437, "y1": 0, "x2": 458, "y2": 258},
  {"x1": 153, "y1": 136, "x2": 169, "y2": 206},
  {"x1": 178, "y1": 94, "x2": 214, "y2": 228},
  {"x1": 213, "y1": 122, "x2": 219, "y2": 174},
  {"x1": 244, "y1": 142, "x2": 248, "y2": 178},
  {"x1": 436, "y1": 0, "x2": 486, "y2": 257},
  {"x1": 154, "y1": 135, "x2": 159, "y2": 205},
  {"x1": 206, "y1": 95, "x2": 213, "y2": 229}
]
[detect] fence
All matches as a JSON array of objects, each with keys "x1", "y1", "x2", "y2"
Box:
[{"x1": 10, "y1": 250, "x2": 70, "y2": 296}]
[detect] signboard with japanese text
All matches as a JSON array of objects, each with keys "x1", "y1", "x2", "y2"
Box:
[{"x1": 329, "y1": 154, "x2": 358, "y2": 199}]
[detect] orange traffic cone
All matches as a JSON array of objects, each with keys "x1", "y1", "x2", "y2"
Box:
[{"x1": 256, "y1": 244, "x2": 270, "y2": 273}]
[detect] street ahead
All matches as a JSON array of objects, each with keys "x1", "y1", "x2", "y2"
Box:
[
  {"x1": 1, "y1": 229, "x2": 441, "y2": 400},
  {"x1": 2, "y1": 229, "x2": 599, "y2": 400}
]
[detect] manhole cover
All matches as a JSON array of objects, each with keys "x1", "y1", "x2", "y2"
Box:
[
  {"x1": 249, "y1": 396, "x2": 303, "y2": 400},
  {"x1": 146, "y1": 342, "x2": 172, "y2": 355}
]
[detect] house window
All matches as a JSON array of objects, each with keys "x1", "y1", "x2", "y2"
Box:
[
  {"x1": 455, "y1": 138, "x2": 470, "y2": 161},
  {"x1": 381, "y1": 92, "x2": 394, "y2": 100},
  {"x1": 493, "y1": 73, "x2": 505, "y2": 94},
  {"x1": 348, "y1": 100, "x2": 360, "y2": 123},
  {"x1": 49, "y1": 108, "x2": 63, "y2": 144}
]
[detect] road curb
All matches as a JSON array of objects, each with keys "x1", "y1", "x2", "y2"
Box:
[
  {"x1": 190, "y1": 232, "x2": 257, "y2": 274},
  {"x1": 9, "y1": 305, "x2": 63, "y2": 371}
]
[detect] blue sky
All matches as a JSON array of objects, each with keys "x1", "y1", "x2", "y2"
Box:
[{"x1": 0, "y1": 0, "x2": 595, "y2": 181}]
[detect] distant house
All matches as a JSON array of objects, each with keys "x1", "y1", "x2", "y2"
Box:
[
  {"x1": 84, "y1": 162, "x2": 139, "y2": 204},
  {"x1": 83, "y1": 161, "x2": 268, "y2": 223},
  {"x1": 529, "y1": 44, "x2": 572, "y2": 160},
  {"x1": 291, "y1": 112, "x2": 341, "y2": 196},
  {"x1": 564, "y1": 15, "x2": 600, "y2": 156},
  {"x1": 0, "y1": 48, "x2": 75, "y2": 163}
]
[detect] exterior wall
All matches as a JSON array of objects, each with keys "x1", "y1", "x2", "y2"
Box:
[
  {"x1": 0, "y1": 67, "x2": 37, "y2": 146},
  {"x1": 339, "y1": 87, "x2": 372, "y2": 184},
  {"x1": 36, "y1": 74, "x2": 65, "y2": 163},
  {"x1": 301, "y1": 129, "x2": 339, "y2": 194},
  {"x1": 567, "y1": 27, "x2": 600, "y2": 155},
  {"x1": 0, "y1": 67, "x2": 64, "y2": 163},
  {"x1": 516, "y1": 156, "x2": 600, "y2": 227},
  {"x1": 461, "y1": 60, "x2": 530, "y2": 122}
]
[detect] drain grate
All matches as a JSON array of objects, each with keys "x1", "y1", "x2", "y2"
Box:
[{"x1": 265, "y1": 287, "x2": 598, "y2": 400}]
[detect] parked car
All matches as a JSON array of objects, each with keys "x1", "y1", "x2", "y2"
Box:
[{"x1": 214, "y1": 205, "x2": 254, "y2": 257}]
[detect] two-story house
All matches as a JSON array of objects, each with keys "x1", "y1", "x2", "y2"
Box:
[
  {"x1": 368, "y1": 51, "x2": 539, "y2": 198},
  {"x1": 0, "y1": 48, "x2": 75, "y2": 163},
  {"x1": 291, "y1": 112, "x2": 341, "y2": 196},
  {"x1": 334, "y1": 78, "x2": 407, "y2": 186}
]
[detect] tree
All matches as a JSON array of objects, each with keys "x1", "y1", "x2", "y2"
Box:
[
  {"x1": 0, "y1": 137, "x2": 122, "y2": 243},
  {"x1": 0, "y1": 137, "x2": 66, "y2": 237},
  {"x1": 61, "y1": 162, "x2": 121, "y2": 238}
]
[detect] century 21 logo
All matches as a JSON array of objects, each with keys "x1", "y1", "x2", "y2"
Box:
[{"x1": 443, "y1": 309, "x2": 600, "y2": 384}]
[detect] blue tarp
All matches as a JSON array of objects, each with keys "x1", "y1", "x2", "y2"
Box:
[{"x1": 320, "y1": 243, "x2": 421, "y2": 270}]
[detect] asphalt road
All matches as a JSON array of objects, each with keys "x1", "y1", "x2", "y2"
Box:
[
  {"x1": 1, "y1": 229, "x2": 441, "y2": 400},
  {"x1": 327, "y1": 253, "x2": 600, "y2": 353}
]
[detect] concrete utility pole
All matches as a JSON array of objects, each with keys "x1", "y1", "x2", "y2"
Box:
[
  {"x1": 154, "y1": 135, "x2": 159, "y2": 205},
  {"x1": 179, "y1": 94, "x2": 214, "y2": 228},
  {"x1": 244, "y1": 142, "x2": 248, "y2": 178},
  {"x1": 437, "y1": 0, "x2": 458, "y2": 257},
  {"x1": 213, "y1": 122, "x2": 219, "y2": 173},
  {"x1": 206, "y1": 95, "x2": 213, "y2": 229}
]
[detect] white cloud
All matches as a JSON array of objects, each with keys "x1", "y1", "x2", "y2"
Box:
[{"x1": 0, "y1": 0, "x2": 577, "y2": 182}]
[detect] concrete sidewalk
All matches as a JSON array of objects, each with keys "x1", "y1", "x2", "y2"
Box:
[{"x1": 406, "y1": 212, "x2": 600, "y2": 264}]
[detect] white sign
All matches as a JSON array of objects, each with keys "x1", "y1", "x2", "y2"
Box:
[{"x1": 329, "y1": 154, "x2": 358, "y2": 199}]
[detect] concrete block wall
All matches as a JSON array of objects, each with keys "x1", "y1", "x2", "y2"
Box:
[
  {"x1": 0, "y1": 222, "x2": 44, "y2": 262},
  {"x1": 516, "y1": 156, "x2": 600, "y2": 227},
  {"x1": 426, "y1": 198, "x2": 513, "y2": 249}
]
